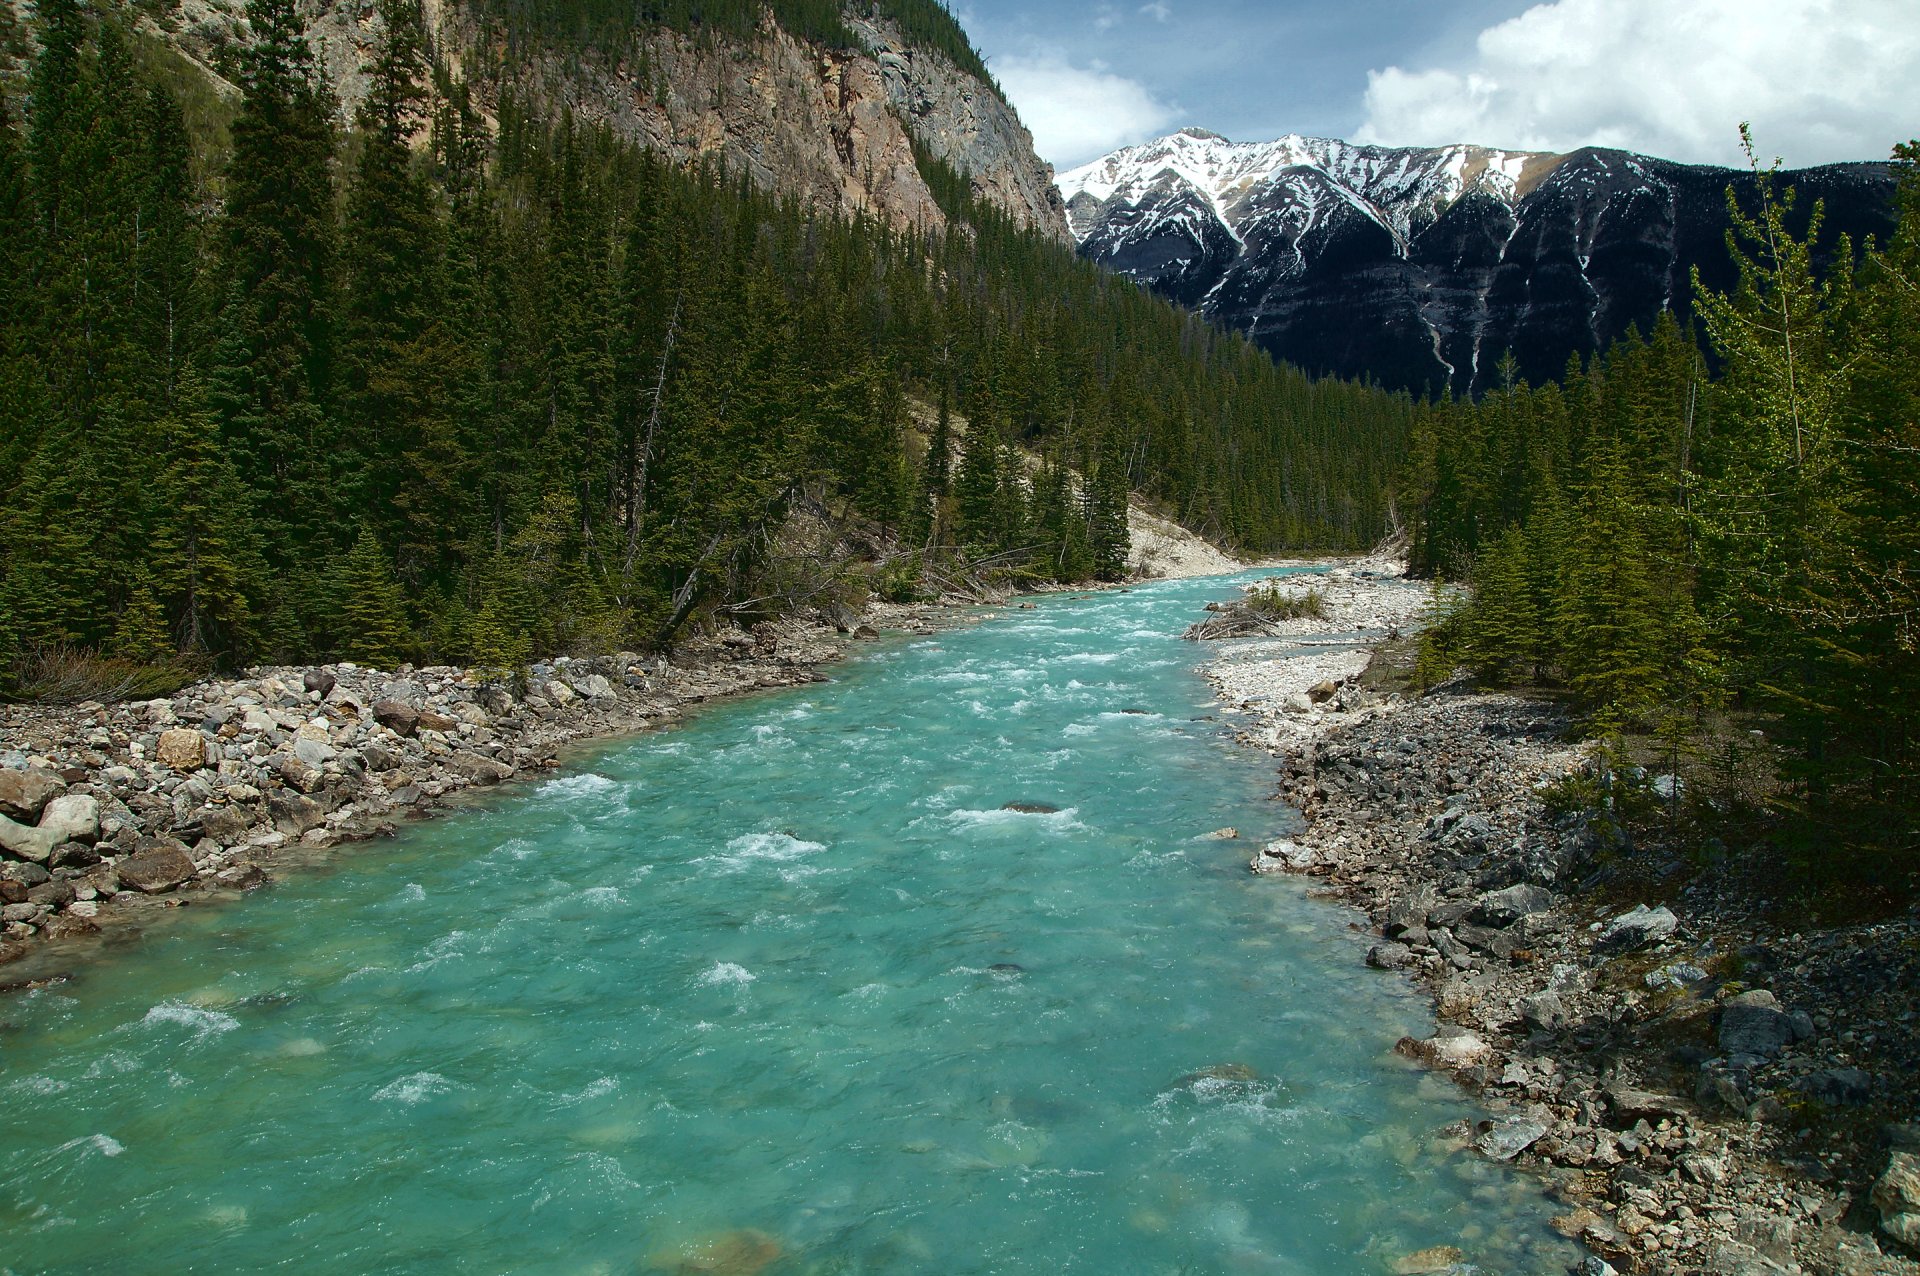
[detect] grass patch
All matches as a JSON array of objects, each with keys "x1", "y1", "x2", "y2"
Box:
[{"x1": 1245, "y1": 583, "x2": 1326, "y2": 621}]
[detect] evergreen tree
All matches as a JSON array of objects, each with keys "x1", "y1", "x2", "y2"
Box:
[{"x1": 332, "y1": 527, "x2": 412, "y2": 667}]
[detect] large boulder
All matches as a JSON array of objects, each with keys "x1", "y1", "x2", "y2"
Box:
[
  {"x1": 0, "y1": 768, "x2": 63, "y2": 822},
  {"x1": 1476, "y1": 1115, "x2": 1551, "y2": 1161},
  {"x1": 1396, "y1": 1027, "x2": 1492, "y2": 1072},
  {"x1": 155, "y1": 728, "x2": 207, "y2": 771},
  {"x1": 1875, "y1": 1151, "x2": 1920, "y2": 1249},
  {"x1": 268, "y1": 793, "x2": 327, "y2": 837},
  {"x1": 116, "y1": 840, "x2": 197, "y2": 893},
  {"x1": 1719, "y1": 990, "x2": 1799, "y2": 1059},
  {"x1": 1475, "y1": 882, "x2": 1554, "y2": 927},
  {"x1": 569, "y1": 673, "x2": 616, "y2": 700},
  {"x1": 371, "y1": 700, "x2": 419, "y2": 736},
  {"x1": 1595, "y1": 904, "x2": 1678, "y2": 954},
  {"x1": 0, "y1": 793, "x2": 100, "y2": 863},
  {"x1": 449, "y1": 752, "x2": 513, "y2": 786},
  {"x1": 193, "y1": 804, "x2": 254, "y2": 845}
]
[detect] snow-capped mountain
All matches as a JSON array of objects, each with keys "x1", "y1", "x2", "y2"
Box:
[{"x1": 1061, "y1": 128, "x2": 1896, "y2": 395}]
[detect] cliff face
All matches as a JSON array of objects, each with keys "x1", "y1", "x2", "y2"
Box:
[
  {"x1": 114, "y1": 0, "x2": 1070, "y2": 242},
  {"x1": 1063, "y1": 130, "x2": 1897, "y2": 395}
]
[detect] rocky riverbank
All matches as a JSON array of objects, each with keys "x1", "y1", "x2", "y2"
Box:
[
  {"x1": 0, "y1": 608, "x2": 971, "y2": 980},
  {"x1": 1197, "y1": 567, "x2": 1920, "y2": 1275}
]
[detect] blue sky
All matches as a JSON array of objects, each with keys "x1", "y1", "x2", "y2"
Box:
[{"x1": 952, "y1": 0, "x2": 1920, "y2": 172}]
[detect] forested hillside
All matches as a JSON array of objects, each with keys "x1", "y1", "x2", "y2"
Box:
[
  {"x1": 0, "y1": 0, "x2": 1414, "y2": 696},
  {"x1": 1406, "y1": 140, "x2": 1919, "y2": 879}
]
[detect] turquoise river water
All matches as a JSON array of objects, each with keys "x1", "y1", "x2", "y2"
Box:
[{"x1": 0, "y1": 571, "x2": 1578, "y2": 1275}]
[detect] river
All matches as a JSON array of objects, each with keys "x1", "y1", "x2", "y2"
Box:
[{"x1": 0, "y1": 571, "x2": 1576, "y2": 1274}]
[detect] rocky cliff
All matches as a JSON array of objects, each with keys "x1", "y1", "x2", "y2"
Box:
[
  {"x1": 1063, "y1": 129, "x2": 1896, "y2": 396},
  {"x1": 97, "y1": 0, "x2": 1069, "y2": 242}
]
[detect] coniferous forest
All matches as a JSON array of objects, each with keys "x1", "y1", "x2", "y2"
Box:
[
  {"x1": 1407, "y1": 140, "x2": 1920, "y2": 880},
  {"x1": 0, "y1": 0, "x2": 1415, "y2": 696}
]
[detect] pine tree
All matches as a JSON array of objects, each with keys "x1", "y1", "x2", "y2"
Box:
[
  {"x1": 333, "y1": 527, "x2": 412, "y2": 667},
  {"x1": 1460, "y1": 525, "x2": 1538, "y2": 683}
]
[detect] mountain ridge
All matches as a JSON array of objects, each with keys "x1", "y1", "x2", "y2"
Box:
[{"x1": 1062, "y1": 127, "x2": 1897, "y2": 395}]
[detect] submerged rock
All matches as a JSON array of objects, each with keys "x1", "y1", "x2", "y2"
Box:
[
  {"x1": 646, "y1": 1228, "x2": 783, "y2": 1275},
  {"x1": 1000, "y1": 802, "x2": 1059, "y2": 814}
]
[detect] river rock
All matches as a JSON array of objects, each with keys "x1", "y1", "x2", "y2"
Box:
[
  {"x1": 1474, "y1": 882, "x2": 1553, "y2": 927},
  {"x1": 116, "y1": 841, "x2": 197, "y2": 893},
  {"x1": 0, "y1": 793, "x2": 101, "y2": 863},
  {"x1": 1397, "y1": 1027, "x2": 1492, "y2": 1072},
  {"x1": 1476, "y1": 1115, "x2": 1550, "y2": 1161},
  {"x1": 1307, "y1": 680, "x2": 1338, "y2": 703},
  {"x1": 1367, "y1": 941, "x2": 1415, "y2": 969},
  {"x1": 0, "y1": 768, "x2": 63, "y2": 822},
  {"x1": 194, "y1": 805, "x2": 254, "y2": 845},
  {"x1": 647, "y1": 1228, "x2": 783, "y2": 1276},
  {"x1": 303, "y1": 669, "x2": 337, "y2": 698},
  {"x1": 1603, "y1": 1081, "x2": 1690, "y2": 1124},
  {"x1": 416, "y1": 709, "x2": 459, "y2": 734},
  {"x1": 28, "y1": 877, "x2": 76, "y2": 908},
  {"x1": 362, "y1": 741, "x2": 402, "y2": 772},
  {"x1": 155, "y1": 728, "x2": 207, "y2": 771},
  {"x1": 1719, "y1": 989, "x2": 1797, "y2": 1058},
  {"x1": 372, "y1": 700, "x2": 420, "y2": 736},
  {"x1": 450, "y1": 752, "x2": 513, "y2": 786},
  {"x1": 271, "y1": 753, "x2": 325, "y2": 794},
  {"x1": 1392, "y1": 1246, "x2": 1464, "y2": 1274},
  {"x1": 1875, "y1": 1151, "x2": 1920, "y2": 1248},
  {"x1": 569, "y1": 673, "x2": 615, "y2": 700},
  {"x1": 1595, "y1": 903, "x2": 1678, "y2": 954},
  {"x1": 292, "y1": 736, "x2": 334, "y2": 769},
  {"x1": 269, "y1": 794, "x2": 327, "y2": 836}
]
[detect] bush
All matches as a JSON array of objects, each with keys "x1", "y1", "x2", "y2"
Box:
[
  {"x1": 1245, "y1": 583, "x2": 1326, "y2": 620},
  {"x1": 5, "y1": 641, "x2": 206, "y2": 704}
]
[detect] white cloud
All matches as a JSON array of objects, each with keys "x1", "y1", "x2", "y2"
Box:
[
  {"x1": 1139, "y1": 1, "x2": 1172, "y2": 21},
  {"x1": 1357, "y1": 0, "x2": 1920, "y2": 167},
  {"x1": 1093, "y1": 5, "x2": 1120, "y2": 33},
  {"x1": 995, "y1": 54, "x2": 1179, "y2": 167}
]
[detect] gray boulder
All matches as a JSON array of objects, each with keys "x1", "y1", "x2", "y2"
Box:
[
  {"x1": 0, "y1": 793, "x2": 101, "y2": 863},
  {"x1": 1595, "y1": 904, "x2": 1678, "y2": 954},
  {"x1": 372, "y1": 700, "x2": 419, "y2": 736},
  {"x1": 1875, "y1": 1151, "x2": 1920, "y2": 1249},
  {"x1": 1519, "y1": 990, "x2": 1567, "y2": 1032},
  {"x1": 1474, "y1": 882, "x2": 1554, "y2": 927},
  {"x1": 1800, "y1": 1067, "x2": 1873, "y2": 1107},
  {"x1": 1366, "y1": 942, "x2": 1414, "y2": 970},
  {"x1": 1475, "y1": 1115, "x2": 1550, "y2": 1161},
  {"x1": 449, "y1": 752, "x2": 514, "y2": 786},
  {"x1": 1719, "y1": 990, "x2": 1797, "y2": 1059}
]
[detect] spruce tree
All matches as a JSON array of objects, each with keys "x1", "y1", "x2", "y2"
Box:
[{"x1": 333, "y1": 527, "x2": 412, "y2": 667}]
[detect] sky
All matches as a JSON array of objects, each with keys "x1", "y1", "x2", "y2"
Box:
[{"x1": 951, "y1": 0, "x2": 1920, "y2": 172}]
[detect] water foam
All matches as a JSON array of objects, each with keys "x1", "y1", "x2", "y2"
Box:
[
  {"x1": 694, "y1": 832, "x2": 827, "y2": 875},
  {"x1": 372, "y1": 1072, "x2": 457, "y2": 1105},
  {"x1": 697, "y1": 962, "x2": 756, "y2": 987},
  {"x1": 538, "y1": 772, "x2": 619, "y2": 800},
  {"x1": 142, "y1": 1002, "x2": 240, "y2": 1041}
]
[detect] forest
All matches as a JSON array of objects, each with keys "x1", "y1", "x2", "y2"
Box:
[
  {"x1": 1407, "y1": 137, "x2": 1920, "y2": 882},
  {"x1": 0, "y1": 0, "x2": 1415, "y2": 696}
]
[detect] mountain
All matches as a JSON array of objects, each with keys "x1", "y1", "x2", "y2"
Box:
[
  {"x1": 1061, "y1": 128, "x2": 1897, "y2": 395},
  {"x1": 4, "y1": 0, "x2": 1069, "y2": 242}
]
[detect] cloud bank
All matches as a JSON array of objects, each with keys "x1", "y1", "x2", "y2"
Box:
[
  {"x1": 1357, "y1": 0, "x2": 1920, "y2": 167},
  {"x1": 994, "y1": 54, "x2": 1178, "y2": 168}
]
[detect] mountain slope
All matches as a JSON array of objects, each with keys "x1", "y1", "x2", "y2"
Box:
[
  {"x1": 19, "y1": 0, "x2": 1069, "y2": 241},
  {"x1": 1063, "y1": 128, "x2": 1896, "y2": 395}
]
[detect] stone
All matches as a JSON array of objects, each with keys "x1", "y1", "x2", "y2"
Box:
[
  {"x1": 1367, "y1": 941, "x2": 1414, "y2": 970},
  {"x1": 1595, "y1": 904, "x2": 1678, "y2": 954},
  {"x1": 1719, "y1": 989, "x2": 1796, "y2": 1059},
  {"x1": 0, "y1": 768, "x2": 63, "y2": 822},
  {"x1": 1603, "y1": 1082, "x2": 1690, "y2": 1124},
  {"x1": 1200, "y1": 827, "x2": 1238, "y2": 840},
  {"x1": 1519, "y1": 990, "x2": 1567, "y2": 1032},
  {"x1": 449, "y1": 752, "x2": 514, "y2": 786},
  {"x1": 1282, "y1": 692, "x2": 1313, "y2": 714},
  {"x1": 27, "y1": 877, "x2": 76, "y2": 908},
  {"x1": 194, "y1": 805, "x2": 254, "y2": 845},
  {"x1": 1392, "y1": 1246, "x2": 1464, "y2": 1274},
  {"x1": 646, "y1": 1228, "x2": 783, "y2": 1276},
  {"x1": 303, "y1": 669, "x2": 337, "y2": 698},
  {"x1": 271, "y1": 753, "x2": 325, "y2": 795},
  {"x1": 1384, "y1": 888, "x2": 1434, "y2": 936},
  {"x1": 1306, "y1": 680, "x2": 1338, "y2": 703},
  {"x1": 1643, "y1": 962, "x2": 1710, "y2": 991},
  {"x1": 213, "y1": 863, "x2": 269, "y2": 891},
  {"x1": 268, "y1": 794, "x2": 327, "y2": 837},
  {"x1": 1, "y1": 901, "x2": 43, "y2": 924},
  {"x1": 416, "y1": 710, "x2": 459, "y2": 734},
  {"x1": 544, "y1": 680, "x2": 577, "y2": 707},
  {"x1": 372, "y1": 700, "x2": 419, "y2": 736},
  {"x1": 49, "y1": 840, "x2": 102, "y2": 869},
  {"x1": 1801, "y1": 1067, "x2": 1873, "y2": 1107},
  {"x1": 1473, "y1": 882, "x2": 1553, "y2": 927},
  {"x1": 155, "y1": 728, "x2": 207, "y2": 771},
  {"x1": 292, "y1": 736, "x2": 335, "y2": 768},
  {"x1": 1453, "y1": 923, "x2": 1517, "y2": 958},
  {"x1": 1002, "y1": 802, "x2": 1060, "y2": 814},
  {"x1": 0, "y1": 793, "x2": 101, "y2": 863},
  {"x1": 1476, "y1": 1116, "x2": 1550, "y2": 1161},
  {"x1": 569, "y1": 673, "x2": 616, "y2": 700},
  {"x1": 1396, "y1": 1027, "x2": 1491, "y2": 1072},
  {"x1": 362, "y1": 742, "x2": 402, "y2": 772},
  {"x1": 115, "y1": 841, "x2": 197, "y2": 893},
  {"x1": 1874, "y1": 1151, "x2": 1920, "y2": 1249}
]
